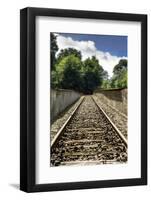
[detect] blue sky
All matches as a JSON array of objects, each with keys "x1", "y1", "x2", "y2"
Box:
[
  {"x1": 60, "y1": 33, "x2": 127, "y2": 57},
  {"x1": 55, "y1": 33, "x2": 127, "y2": 77}
]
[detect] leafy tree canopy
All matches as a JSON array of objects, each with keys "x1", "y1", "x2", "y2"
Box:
[
  {"x1": 110, "y1": 59, "x2": 128, "y2": 89},
  {"x1": 81, "y1": 56, "x2": 104, "y2": 93},
  {"x1": 102, "y1": 70, "x2": 109, "y2": 80},
  {"x1": 50, "y1": 33, "x2": 58, "y2": 70},
  {"x1": 113, "y1": 59, "x2": 127, "y2": 75},
  {"x1": 50, "y1": 37, "x2": 128, "y2": 92},
  {"x1": 53, "y1": 55, "x2": 82, "y2": 91},
  {"x1": 57, "y1": 48, "x2": 82, "y2": 63}
]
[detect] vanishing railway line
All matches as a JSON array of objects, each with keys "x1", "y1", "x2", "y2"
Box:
[{"x1": 50, "y1": 96, "x2": 127, "y2": 166}]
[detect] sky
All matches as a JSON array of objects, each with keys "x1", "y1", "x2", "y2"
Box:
[{"x1": 54, "y1": 33, "x2": 127, "y2": 77}]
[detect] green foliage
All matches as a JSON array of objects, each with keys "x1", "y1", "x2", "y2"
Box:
[
  {"x1": 51, "y1": 51, "x2": 104, "y2": 93},
  {"x1": 51, "y1": 70, "x2": 59, "y2": 88},
  {"x1": 102, "y1": 70, "x2": 109, "y2": 80},
  {"x1": 110, "y1": 59, "x2": 127, "y2": 89},
  {"x1": 50, "y1": 36, "x2": 128, "y2": 92},
  {"x1": 81, "y1": 56, "x2": 103, "y2": 93},
  {"x1": 101, "y1": 59, "x2": 128, "y2": 90},
  {"x1": 101, "y1": 79, "x2": 111, "y2": 89},
  {"x1": 113, "y1": 59, "x2": 127, "y2": 75},
  {"x1": 57, "y1": 48, "x2": 82, "y2": 63},
  {"x1": 52, "y1": 55, "x2": 82, "y2": 91},
  {"x1": 50, "y1": 33, "x2": 58, "y2": 70}
]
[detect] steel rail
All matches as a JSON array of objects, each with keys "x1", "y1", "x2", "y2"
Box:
[
  {"x1": 51, "y1": 96, "x2": 85, "y2": 149},
  {"x1": 91, "y1": 96, "x2": 128, "y2": 147}
]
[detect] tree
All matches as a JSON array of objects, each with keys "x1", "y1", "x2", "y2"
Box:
[
  {"x1": 113, "y1": 59, "x2": 127, "y2": 75},
  {"x1": 82, "y1": 56, "x2": 103, "y2": 94},
  {"x1": 50, "y1": 33, "x2": 58, "y2": 70},
  {"x1": 54, "y1": 55, "x2": 82, "y2": 91},
  {"x1": 102, "y1": 70, "x2": 109, "y2": 80},
  {"x1": 101, "y1": 79, "x2": 111, "y2": 89},
  {"x1": 56, "y1": 48, "x2": 82, "y2": 63},
  {"x1": 111, "y1": 59, "x2": 128, "y2": 88}
]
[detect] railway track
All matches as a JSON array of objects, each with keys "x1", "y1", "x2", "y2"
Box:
[{"x1": 50, "y1": 95, "x2": 127, "y2": 166}]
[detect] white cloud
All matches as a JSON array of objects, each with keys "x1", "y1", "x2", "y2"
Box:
[{"x1": 56, "y1": 34, "x2": 127, "y2": 77}]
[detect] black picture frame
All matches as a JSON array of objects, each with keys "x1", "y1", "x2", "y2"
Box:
[{"x1": 20, "y1": 7, "x2": 147, "y2": 192}]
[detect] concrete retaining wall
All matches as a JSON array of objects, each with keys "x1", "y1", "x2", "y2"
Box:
[
  {"x1": 51, "y1": 89, "x2": 81, "y2": 122},
  {"x1": 95, "y1": 88, "x2": 127, "y2": 115}
]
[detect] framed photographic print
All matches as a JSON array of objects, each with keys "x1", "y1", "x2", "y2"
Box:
[{"x1": 20, "y1": 7, "x2": 147, "y2": 192}]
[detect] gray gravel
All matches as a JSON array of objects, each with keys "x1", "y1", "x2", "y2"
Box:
[
  {"x1": 93, "y1": 95, "x2": 127, "y2": 139},
  {"x1": 51, "y1": 96, "x2": 127, "y2": 166},
  {"x1": 51, "y1": 97, "x2": 83, "y2": 142}
]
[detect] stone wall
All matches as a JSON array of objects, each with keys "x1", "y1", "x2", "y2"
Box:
[
  {"x1": 51, "y1": 89, "x2": 81, "y2": 122},
  {"x1": 95, "y1": 88, "x2": 127, "y2": 115}
]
